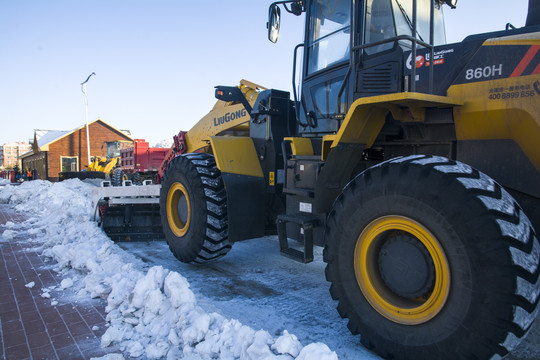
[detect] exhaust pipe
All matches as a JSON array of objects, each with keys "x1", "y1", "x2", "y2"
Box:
[{"x1": 526, "y1": 0, "x2": 540, "y2": 26}]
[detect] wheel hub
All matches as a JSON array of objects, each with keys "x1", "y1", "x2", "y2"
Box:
[
  {"x1": 354, "y1": 215, "x2": 450, "y2": 325},
  {"x1": 378, "y1": 234, "x2": 435, "y2": 299},
  {"x1": 166, "y1": 182, "x2": 191, "y2": 237}
]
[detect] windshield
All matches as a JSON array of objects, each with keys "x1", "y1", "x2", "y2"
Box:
[
  {"x1": 393, "y1": 0, "x2": 446, "y2": 45},
  {"x1": 364, "y1": 0, "x2": 446, "y2": 54},
  {"x1": 307, "y1": 0, "x2": 351, "y2": 75}
]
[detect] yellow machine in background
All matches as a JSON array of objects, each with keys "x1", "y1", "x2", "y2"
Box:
[
  {"x1": 59, "y1": 140, "x2": 131, "y2": 181},
  {"x1": 87, "y1": 156, "x2": 119, "y2": 174}
]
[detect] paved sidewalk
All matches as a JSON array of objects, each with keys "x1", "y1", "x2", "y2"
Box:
[{"x1": 0, "y1": 204, "x2": 115, "y2": 360}]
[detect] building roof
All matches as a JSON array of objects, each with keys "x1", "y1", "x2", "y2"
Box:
[
  {"x1": 34, "y1": 130, "x2": 70, "y2": 149},
  {"x1": 38, "y1": 119, "x2": 133, "y2": 152}
]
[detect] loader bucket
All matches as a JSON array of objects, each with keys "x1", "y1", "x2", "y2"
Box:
[{"x1": 101, "y1": 204, "x2": 164, "y2": 241}]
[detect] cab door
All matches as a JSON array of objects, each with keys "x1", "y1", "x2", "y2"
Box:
[{"x1": 300, "y1": 0, "x2": 352, "y2": 135}]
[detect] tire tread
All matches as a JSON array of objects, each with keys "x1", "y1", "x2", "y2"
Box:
[{"x1": 160, "y1": 153, "x2": 231, "y2": 263}]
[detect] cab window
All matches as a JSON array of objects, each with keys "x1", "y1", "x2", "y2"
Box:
[{"x1": 307, "y1": 0, "x2": 351, "y2": 75}]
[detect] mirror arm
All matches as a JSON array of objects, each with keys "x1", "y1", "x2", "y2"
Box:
[
  {"x1": 215, "y1": 86, "x2": 253, "y2": 115},
  {"x1": 269, "y1": 1, "x2": 304, "y2": 16}
]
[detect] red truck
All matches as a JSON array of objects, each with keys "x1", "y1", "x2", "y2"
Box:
[{"x1": 111, "y1": 139, "x2": 169, "y2": 186}]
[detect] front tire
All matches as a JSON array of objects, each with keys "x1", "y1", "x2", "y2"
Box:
[
  {"x1": 159, "y1": 153, "x2": 231, "y2": 263},
  {"x1": 324, "y1": 155, "x2": 540, "y2": 360}
]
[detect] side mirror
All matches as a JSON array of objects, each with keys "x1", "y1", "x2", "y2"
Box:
[{"x1": 267, "y1": 5, "x2": 281, "y2": 43}]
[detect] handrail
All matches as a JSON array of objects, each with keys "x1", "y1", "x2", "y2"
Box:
[
  {"x1": 336, "y1": 0, "x2": 355, "y2": 120},
  {"x1": 336, "y1": 0, "x2": 437, "y2": 115},
  {"x1": 292, "y1": 43, "x2": 308, "y2": 127}
]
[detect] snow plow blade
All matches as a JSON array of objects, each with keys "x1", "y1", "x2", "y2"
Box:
[
  {"x1": 59, "y1": 171, "x2": 106, "y2": 181},
  {"x1": 92, "y1": 181, "x2": 164, "y2": 241},
  {"x1": 101, "y1": 204, "x2": 162, "y2": 241}
]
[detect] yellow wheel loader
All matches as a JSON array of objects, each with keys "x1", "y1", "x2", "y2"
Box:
[
  {"x1": 59, "y1": 140, "x2": 130, "y2": 181},
  {"x1": 87, "y1": 155, "x2": 119, "y2": 173},
  {"x1": 101, "y1": 1, "x2": 540, "y2": 359}
]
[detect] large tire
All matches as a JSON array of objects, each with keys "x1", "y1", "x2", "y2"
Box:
[
  {"x1": 324, "y1": 155, "x2": 540, "y2": 360},
  {"x1": 111, "y1": 168, "x2": 127, "y2": 186},
  {"x1": 159, "y1": 153, "x2": 231, "y2": 263}
]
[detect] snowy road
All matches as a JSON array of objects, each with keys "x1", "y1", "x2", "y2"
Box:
[
  {"x1": 119, "y1": 237, "x2": 540, "y2": 360},
  {"x1": 118, "y1": 238, "x2": 379, "y2": 359}
]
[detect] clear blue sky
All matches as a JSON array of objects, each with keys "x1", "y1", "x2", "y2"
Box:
[{"x1": 0, "y1": 1, "x2": 529, "y2": 147}]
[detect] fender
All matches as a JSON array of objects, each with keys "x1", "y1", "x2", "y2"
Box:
[{"x1": 210, "y1": 136, "x2": 266, "y2": 242}]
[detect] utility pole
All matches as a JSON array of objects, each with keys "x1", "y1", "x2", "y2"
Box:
[{"x1": 81, "y1": 72, "x2": 96, "y2": 167}]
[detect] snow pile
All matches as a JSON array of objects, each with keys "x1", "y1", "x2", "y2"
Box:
[
  {"x1": 0, "y1": 179, "x2": 338, "y2": 360},
  {"x1": 0, "y1": 178, "x2": 10, "y2": 186},
  {"x1": 153, "y1": 139, "x2": 173, "y2": 149},
  {"x1": 1, "y1": 229, "x2": 16, "y2": 241}
]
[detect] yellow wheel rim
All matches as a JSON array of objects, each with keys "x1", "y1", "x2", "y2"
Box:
[
  {"x1": 354, "y1": 215, "x2": 450, "y2": 325},
  {"x1": 166, "y1": 182, "x2": 191, "y2": 237},
  {"x1": 123, "y1": 174, "x2": 128, "y2": 182}
]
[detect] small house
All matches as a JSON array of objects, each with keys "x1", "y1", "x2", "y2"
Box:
[{"x1": 20, "y1": 119, "x2": 133, "y2": 181}]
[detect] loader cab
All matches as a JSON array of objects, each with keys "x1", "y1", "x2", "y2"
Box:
[{"x1": 269, "y1": 0, "x2": 450, "y2": 135}]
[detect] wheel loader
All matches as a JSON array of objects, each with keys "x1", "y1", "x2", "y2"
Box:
[
  {"x1": 95, "y1": 1, "x2": 540, "y2": 359},
  {"x1": 59, "y1": 140, "x2": 131, "y2": 181}
]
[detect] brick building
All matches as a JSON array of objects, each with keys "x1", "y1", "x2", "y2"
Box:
[
  {"x1": 0, "y1": 142, "x2": 32, "y2": 168},
  {"x1": 20, "y1": 119, "x2": 133, "y2": 181}
]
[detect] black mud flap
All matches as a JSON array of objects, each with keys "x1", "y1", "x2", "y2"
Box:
[
  {"x1": 102, "y1": 204, "x2": 164, "y2": 241},
  {"x1": 221, "y1": 172, "x2": 266, "y2": 242}
]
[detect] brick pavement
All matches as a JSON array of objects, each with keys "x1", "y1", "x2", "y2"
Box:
[{"x1": 0, "y1": 204, "x2": 117, "y2": 360}]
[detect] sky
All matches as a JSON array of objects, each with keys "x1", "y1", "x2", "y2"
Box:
[{"x1": 0, "y1": 0, "x2": 530, "y2": 147}]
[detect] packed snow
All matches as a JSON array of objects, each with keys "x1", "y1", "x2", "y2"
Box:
[
  {"x1": 0, "y1": 180, "x2": 339, "y2": 359},
  {"x1": 154, "y1": 139, "x2": 174, "y2": 149}
]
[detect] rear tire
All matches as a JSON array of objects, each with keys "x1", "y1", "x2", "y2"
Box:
[
  {"x1": 159, "y1": 153, "x2": 231, "y2": 263},
  {"x1": 324, "y1": 155, "x2": 540, "y2": 360}
]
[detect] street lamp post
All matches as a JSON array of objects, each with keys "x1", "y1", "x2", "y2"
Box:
[{"x1": 81, "y1": 72, "x2": 96, "y2": 168}]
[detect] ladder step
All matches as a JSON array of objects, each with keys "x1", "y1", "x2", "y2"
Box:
[
  {"x1": 281, "y1": 248, "x2": 312, "y2": 263},
  {"x1": 277, "y1": 215, "x2": 315, "y2": 264},
  {"x1": 282, "y1": 188, "x2": 314, "y2": 198},
  {"x1": 277, "y1": 214, "x2": 317, "y2": 225}
]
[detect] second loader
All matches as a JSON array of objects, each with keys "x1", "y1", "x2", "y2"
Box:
[{"x1": 59, "y1": 140, "x2": 131, "y2": 181}]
